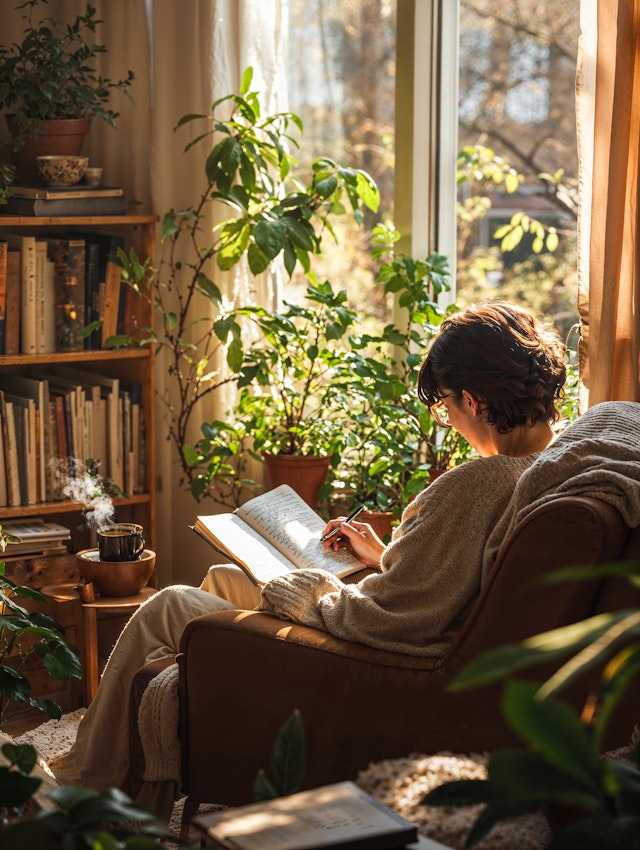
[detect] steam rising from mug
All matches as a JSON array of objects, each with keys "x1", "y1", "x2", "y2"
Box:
[{"x1": 55, "y1": 458, "x2": 115, "y2": 529}]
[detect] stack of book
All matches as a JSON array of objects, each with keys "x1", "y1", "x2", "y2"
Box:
[
  {"x1": 1, "y1": 184, "x2": 127, "y2": 217},
  {"x1": 0, "y1": 368, "x2": 144, "y2": 508},
  {"x1": 1, "y1": 518, "x2": 71, "y2": 558},
  {"x1": 0, "y1": 228, "x2": 132, "y2": 355}
]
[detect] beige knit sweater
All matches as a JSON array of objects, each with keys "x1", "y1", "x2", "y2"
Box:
[{"x1": 258, "y1": 453, "x2": 535, "y2": 657}]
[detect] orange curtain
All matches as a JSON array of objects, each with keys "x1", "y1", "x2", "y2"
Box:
[{"x1": 578, "y1": 0, "x2": 640, "y2": 406}]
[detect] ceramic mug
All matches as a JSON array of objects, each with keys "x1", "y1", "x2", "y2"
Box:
[{"x1": 97, "y1": 523, "x2": 145, "y2": 562}]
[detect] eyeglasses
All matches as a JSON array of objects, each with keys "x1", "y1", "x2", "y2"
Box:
[{"x1": 429, "y1": 397, "x2": 454, "y2": 428}]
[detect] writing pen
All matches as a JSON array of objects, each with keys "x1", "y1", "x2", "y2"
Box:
[{"x1": 320, "y1": 504, "x2": 366, "y2": 542}]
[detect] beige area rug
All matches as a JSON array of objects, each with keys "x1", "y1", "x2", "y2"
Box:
[
  {"x1": 14, "y1": 712, "x2": 552, "y2": 849},
  {"x1": 357, "y1": 752, "x2": 550, "y2": 850}
]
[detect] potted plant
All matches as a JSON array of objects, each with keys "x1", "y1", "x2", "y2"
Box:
[
  {"x1": 191, "y1": 278, "x2": 361, "y2": 508},
  {"x1": 111, "y1": 67, "x2": 379, "y2": 509},
  {"x1": 0, "y1": 0, "x2": 134, "y2": 182},
  {"x1": 422, "y1": 559, "x2": 640, "y2": 847},
  {"x1": 328, "y1": 222, "x2": 474, "y2": 529}
]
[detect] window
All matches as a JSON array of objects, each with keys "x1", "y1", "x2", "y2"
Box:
[{"x1": 283, "y1": 1, "x2": 580, "y2": 345}]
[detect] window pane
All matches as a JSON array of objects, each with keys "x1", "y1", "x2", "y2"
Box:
[
  {"x1": 456, "y1": 0, "x2": 580, "y2": 346},
  {"x1": 284, "y1": 0, "x2": 396, "y2": 326}
]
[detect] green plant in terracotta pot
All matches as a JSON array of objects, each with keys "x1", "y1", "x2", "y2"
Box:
[
  {"x1": 190, "y1": 279, "x2": 361, "y2": 508},
  {"x1": 111, "y1": 68, "x2": 379, "y2": 509},
  {"x1": 0, "y1": 0, "x2": 134, "y2": 182}
]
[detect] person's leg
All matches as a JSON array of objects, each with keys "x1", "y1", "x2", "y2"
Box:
[
  {"x1": 199, "y1": 564, "x2": 262, "y2": 609},
  {"x1": 49, "y1": 585, "x2": 236, "y2": 791}
]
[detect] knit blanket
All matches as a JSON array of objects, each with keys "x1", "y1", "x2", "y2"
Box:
[
  {"x1": 137, "y1": 662, "x2": 181, "y2": 784},
  {"x1": 483, "y1": 401, "x2": 640, "y2": 573}
]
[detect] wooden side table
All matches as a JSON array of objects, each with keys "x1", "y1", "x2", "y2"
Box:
[{"x1": 41, "y1": 583, "x2": 157, "y2": 706}]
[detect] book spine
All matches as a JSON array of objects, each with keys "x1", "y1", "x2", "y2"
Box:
[
  {"x1": 0, "y1": 241, "x2": 7, "y2": 355},
  {"x1": 101, "y1": 259, "x2": 121, "y2": 346},
  {"x1": 4, "y1": 251, "x2": 20, "y2": 355},
  {"x1": 84, "y1": 241, "x2": 100, "y2": 350},
  {"x1": 44, "y1": 258, "x2": 56, "y2": 353},
  {"x1": 0, "y1": 391, "x2": 11, "y2": 507},
  {"x1": 53, "y1": 394, "x2": 68, "y2": 477},
  {"x1": 10, "y1": 186, "x2": 124, "y2": 200},
  {"x1": 20, "y1": 236, "x2": 37, "y2": 355},
  {"x1": 52, "y1": 239, "x2": 86, "y2": 352},
  {"x1": 3, "y1": 400, "x2": 21, "y2": 507},
  {"x1": 34, "y1": 241, "x2": 47, "y2": 355},
  {"x1": 0, "y1": 416, "x2": 6, "y2": 508},
  {"x1": 2, "y1": 195, "x2": 127, "y2": 216}
]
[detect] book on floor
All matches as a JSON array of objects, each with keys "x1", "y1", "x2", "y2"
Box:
[
  {"x1": 192, "y1": 781, "x2": 418, "y2": 850},
  {"x1": 191, "y1": 484, "x2": 364, "y2": 586}
]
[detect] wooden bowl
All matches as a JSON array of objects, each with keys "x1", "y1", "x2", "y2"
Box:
[{"x1": 76, "y1": 549, "x2": 156, "y2": 597}]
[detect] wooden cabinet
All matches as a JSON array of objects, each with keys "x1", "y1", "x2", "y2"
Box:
[{"x1": 0, "y1": 213, "x2": 158, "y2": 572}]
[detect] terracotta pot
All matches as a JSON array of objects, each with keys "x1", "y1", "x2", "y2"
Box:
[
  {"x1": 264, "y1": 454, "x2": 331, "y2": 509},
  {"x1": 361, "y1": 510, "x2": 396, "y2": 541},
  {"x1": 6, "y1": 116, "x2": 92, "y2": 184},
  {"x1": 77, "y1": 548, "x2": 156, "y2": 598}
]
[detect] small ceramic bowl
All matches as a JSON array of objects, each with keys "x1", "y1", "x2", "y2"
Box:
[{"x1": 36, "y1": 155, "x2": 89, "y2": 187}]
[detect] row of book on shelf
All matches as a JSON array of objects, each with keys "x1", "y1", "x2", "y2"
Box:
[
  {"x1": 0, "y1": 367, "x2": 145, "y2": 509},
  {"x1": 0, "y1": 222, "x2": 132, "y2": 357}
]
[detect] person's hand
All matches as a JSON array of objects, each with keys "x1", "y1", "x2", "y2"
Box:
[{"x1": 321, "y1": 518, "x2": 385, "y2": 567}]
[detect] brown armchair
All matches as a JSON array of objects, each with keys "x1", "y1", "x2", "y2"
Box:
[{"x1": 131, "y1": 495, "x2": 640, "y2": 819}]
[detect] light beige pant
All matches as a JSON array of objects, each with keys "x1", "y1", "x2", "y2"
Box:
[{"x1": 48, "y1": 565, "x2": 260, "y2": 818}]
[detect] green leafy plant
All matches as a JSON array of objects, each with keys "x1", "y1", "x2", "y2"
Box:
[
  {"x1": 0, "y1": 0, "x2": 134, "y2": 144},
  {"x1": 112, "y1": 67, "x2": 379, "y2": 507},
  {"x1": 0, "y1": 743, "x2": 190, "y2": 847},
  {"x1": 422, "y1": 560, "x2": 640, "y2": 848},
  {"x1": 254, "y1": 709, "x2": 307, "y2": 802},
  {"x1": 0, "y1": 529, "x2": 81, "y2": 728},
  {"x1": 330, "y1": 222, "x2": 474, "y2": 516},
  {"x1": 0, "y1": 163, "x2": 15, "y2": 206}
]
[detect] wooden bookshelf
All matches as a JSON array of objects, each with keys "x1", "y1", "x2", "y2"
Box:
[{"x1": 0, "y1": 213, "x2": 158, "y2": 567}]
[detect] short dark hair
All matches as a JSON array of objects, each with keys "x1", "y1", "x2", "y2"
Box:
[{"x1": 418, "y1": 300, "x2": 566, "y2": 433}]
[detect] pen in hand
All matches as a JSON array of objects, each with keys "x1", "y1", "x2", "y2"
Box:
[{"x1": 320, "y1": 504, "x2": 366, "y2": 542}]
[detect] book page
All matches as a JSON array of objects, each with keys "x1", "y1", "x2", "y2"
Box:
[
  {"x1": 197, "y1": 781, "x2": 417, "y2": 850},
  {"x1": 237, "y1": 485, "x2": 362, "y2": 577},
  {"x1": 194, "y1": 513, "x2": 297, "y2": 584}
]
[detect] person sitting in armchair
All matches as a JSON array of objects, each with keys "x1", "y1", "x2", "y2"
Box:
[{"x1": 50, "y1": 300, "x2": 578, "y2": 814}]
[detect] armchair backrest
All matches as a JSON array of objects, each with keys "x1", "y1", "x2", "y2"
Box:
[{"x1": 451, "y1": 496, "x2": 632, "y2": 672}]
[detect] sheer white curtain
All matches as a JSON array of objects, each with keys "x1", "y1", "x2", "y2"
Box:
[
  {"x1": 146, "y1": 0, "x2": 287, "y2": 583},
  {"x1": 2, "y1": 0, "x2": 286, "y2": 582}
]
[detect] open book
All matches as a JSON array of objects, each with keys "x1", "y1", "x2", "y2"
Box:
[
  {"x1": 192, "y1": 781, "x2": 418, "y2": 850},
  {"x1": 191, "y1": 484, "x2": 365, "y2": 586}
]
